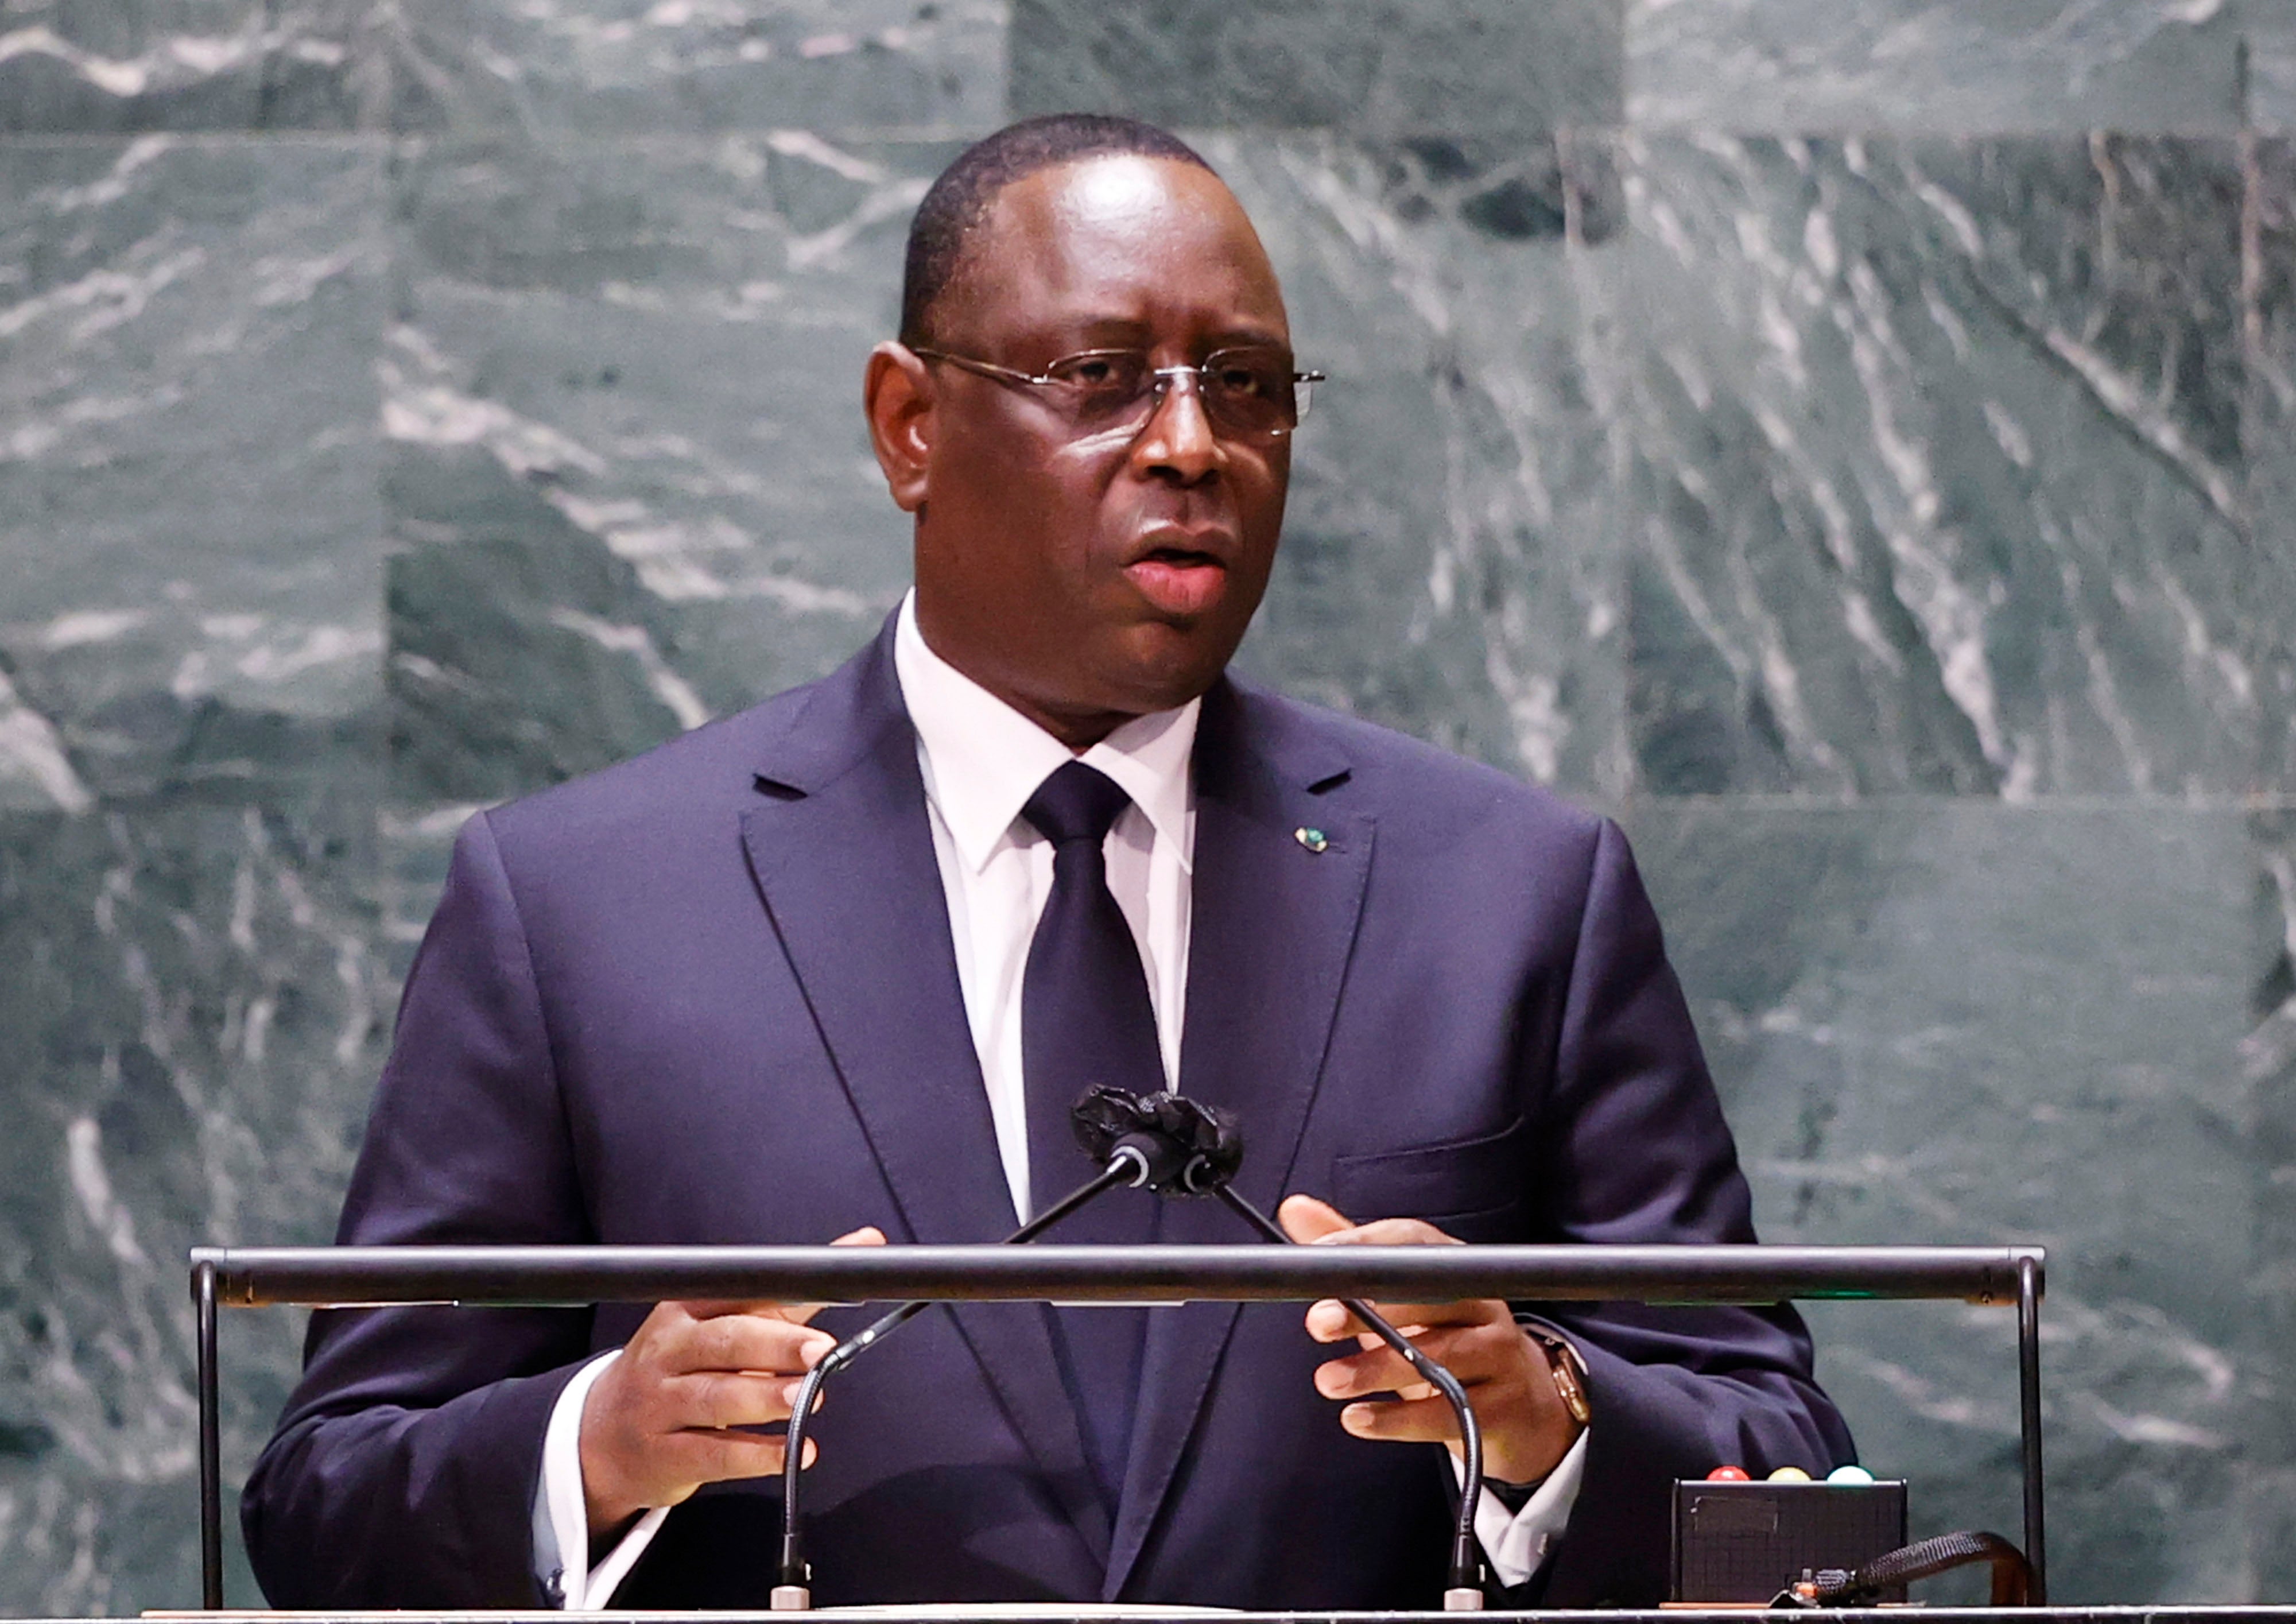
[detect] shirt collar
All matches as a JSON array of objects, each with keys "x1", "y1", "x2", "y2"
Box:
[{"x1": 893, "y1": 592, "x2": 1198, "y2": 877}]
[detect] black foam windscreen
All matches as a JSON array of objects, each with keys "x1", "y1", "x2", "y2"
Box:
[{"x1": 1069, "y1": 1085, "x2": 1244, "y2": 1193}]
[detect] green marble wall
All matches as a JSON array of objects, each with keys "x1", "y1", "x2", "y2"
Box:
[{"x1": 3, "y1": 0, "x2": 2293, "y2": 1609}]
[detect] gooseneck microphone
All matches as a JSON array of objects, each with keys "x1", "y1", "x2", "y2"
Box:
[
  {"x1": 1206, "y1": 1182, "x2": 1488, "y2": 1610},
  {"x1": 1078, "y1": 1088, "x2": 1488, "y2": 1605},
  {"x1": 770, "y1": 1091, "x2": 1212, "y2": 1610},
  {"x1": 769, "y1": 1086, "x2": 1490, "y2": 1611}
]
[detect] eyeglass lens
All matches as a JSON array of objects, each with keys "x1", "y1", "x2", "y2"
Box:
[{"x1": 1046, "y1": 350, "x2": 1309, "y2": 437}]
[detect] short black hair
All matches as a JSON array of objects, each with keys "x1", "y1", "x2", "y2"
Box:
[{"x1": 899, "y1": 114, "x2": 1216, "y2": 347}]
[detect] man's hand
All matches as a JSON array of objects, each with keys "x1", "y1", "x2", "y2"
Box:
[
  {"x1": 1278, "y1": 1195, "x2": 1583, "y2": 1486},
  {"x1": 579, "y1": 1225, "x2": 886, "y2": 1536}
]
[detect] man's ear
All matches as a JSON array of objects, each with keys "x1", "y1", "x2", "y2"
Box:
[{"x1": 864, "y1": 342, "x2": 933, "y2": 513}]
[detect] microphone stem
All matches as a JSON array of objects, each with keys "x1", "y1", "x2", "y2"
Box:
[
  {"x1": 777, "y1": 1158, "x2": 1141, "y2": 1603},
  {"x1": 1015, "y1": 1159, "x2": 1140, "y2": 1242},
  {"x1": 1212, "y1": 1185, "x2": 1486, "y2": 1604}
]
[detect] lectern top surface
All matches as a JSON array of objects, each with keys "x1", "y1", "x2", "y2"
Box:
[{"x1": 113, "y1": 1608, "x2": 2296, "y2": 1624}]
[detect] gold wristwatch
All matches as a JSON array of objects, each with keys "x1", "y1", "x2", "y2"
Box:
[{"x1": 1522, "y1": 1323, "x2": 1592, "y2": 1428}]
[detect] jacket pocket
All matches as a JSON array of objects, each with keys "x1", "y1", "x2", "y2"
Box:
[{"x1": 1328, "y1": 1114, "x2": 1534, "y2": 1242}]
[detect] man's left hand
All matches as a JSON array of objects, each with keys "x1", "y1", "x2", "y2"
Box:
[{"x1": 1278, "y1": 1193, "x2": 1585, "y2": 1486}]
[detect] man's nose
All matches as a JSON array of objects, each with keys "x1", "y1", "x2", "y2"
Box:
[{"x1": 1130, "y1": 367, "x2": 1223, "y2": 483}]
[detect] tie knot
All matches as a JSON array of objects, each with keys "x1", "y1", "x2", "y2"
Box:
[{"x1": 1022, "y1": 760, "x2": 1133, "y2": 847}]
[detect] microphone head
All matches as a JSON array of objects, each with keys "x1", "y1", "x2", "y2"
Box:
[{"x1": 1071, "y1": 1086, "x2": 1245, "y2": 1195}]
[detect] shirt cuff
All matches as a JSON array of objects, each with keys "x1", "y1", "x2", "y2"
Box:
[
  {"x1": 1454, "y1": 1426, "x2": 1589, "y2": 1589},
  {"x1": 533, "y1": 1350, "x2": 672, "y2": 1610}
]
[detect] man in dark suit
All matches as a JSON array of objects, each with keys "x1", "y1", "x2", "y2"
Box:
[{"x1": 243, "y1": 115, "x2": 1851, "y2": 1611}]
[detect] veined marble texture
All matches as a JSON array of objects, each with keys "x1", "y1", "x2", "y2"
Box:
[
  {"x1": 2239, "y1": 1, "x2": 2296, "y2": 133},
  {"x1": 1606, "y1": 133, "x2": 2277, "y2": 797},
  {"x1": 392, "y1": 0, "x2": 1007, "y2": 136},
  {"x1": 10, "y1": 0, "x2": 2296, "y2": 1611},
  {"x1": 1630, "y1": 797, "x2": 2296, "y2": 1598},
  {"x1": 1215, "y1": 133, "x2": 1628, "y2": 793},
  {"x1": 0, "y1": 0, "x2": 383, "y2": 131},
  {"x1": 0, "y1": 136, "x2": 389, "y2": 1612},
  {"x1": 0, "y1": 796, "x2": 383, "y2": 1615},
  {"x1": 381, "y1": 130, "x2": 930, "y2": 936},
  {"x1": 2251, "y1": 136, "x2": 2296, "y2": 788},
  {"x1": 1011, "y1": 0, "x2": 1624, "y2": 137},
  {"x1": 0, "y1": 0, "x2": 1007, "y2": 137},
  {"x1": 384, "y1": 126, "x2": 1635, "y2": 897},
  {"x1": 0, "y1": 137, "x2": 386, "y2": 808},
  {"x1": 1626, "y1": 0, "x2": 2250, "y2": 134}
]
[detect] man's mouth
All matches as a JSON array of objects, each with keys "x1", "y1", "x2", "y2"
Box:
[{"x1": 1124, "y1": 544, "x2": 1229, "y2": 617}]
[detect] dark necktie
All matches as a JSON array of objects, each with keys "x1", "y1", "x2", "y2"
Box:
[{"x1": 1020, "y1": 760, "x2": 1163, "y2": 1509}]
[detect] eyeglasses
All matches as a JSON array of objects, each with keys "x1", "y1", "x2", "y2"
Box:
[{"x1": 910, "y1": 346, "x2": 1326, "y2": 441}]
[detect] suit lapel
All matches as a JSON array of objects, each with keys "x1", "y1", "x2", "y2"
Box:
[
  {"x1": 739, "y1": 625, "x2": 1112, "y2": 1563},
  {"x1": 1104, "y1": 681, "x2": 1374, "y2": 1599}
]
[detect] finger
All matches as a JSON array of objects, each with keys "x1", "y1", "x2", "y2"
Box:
[
  {"x1": 1306, "y1": 1216, "x2": 1463, "y2": 1248},
  {"x1": 677, "y1": 1227, "x2": 890, "y2": 1328},
  {"x1": 1306, "y1": 1292, "x2": 1504, "y2": 1342},
  {"x1": 771, "y1": 1222, "x2": 893, "y2": 1325},
  {"x1": 681, "y1": 1299, "x2": 840, "y2": 1328},
  {"x1": 670, "y1": 1313, "x2": 838, "y2": 1377},
  {"x1": 1306, "y1": 1299, "x2": 1405, "y2": 1342},
  {"x1": 1278, "y1": 1193, "x2": 1355, "y2": 1243},
  {"x1": 1339, "y1": 1393, "x2": 1467, "y2": 1447},
  {"x1": 758, "y1": 1224, "x2": 893, "y2": 1325},
  {"x1": 662, "y1": 1369, "x2": 805, "y2": 1430},
  {"x1": 1314, "y1": 1325, "x2": 1495, "y2": 1400},
  {"x1": 1306, "y1": 1299, "x2": 1394, "y2": 1342},
  {"x1": 1355, "y1": 1296, "x2": 1510, "y2": 1334},
  {"x1": 657, "y1": 1429, "x2": 817, "y2": 1489},
  {"x1": 1320, "y1": 1361, "x2": 1440, "y2": 1404},
  {"x1": 1297, "y1": 1215, "x2": 1468, "y2": 1336}
]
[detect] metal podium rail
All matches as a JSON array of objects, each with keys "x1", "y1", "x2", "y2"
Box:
[
  {"x1": 111, "y1": 1612, "x2": 2296, "y2": 1624},
  {"x1": 187, "y1": 1243, "x2": 2048, "y2": 1612}
]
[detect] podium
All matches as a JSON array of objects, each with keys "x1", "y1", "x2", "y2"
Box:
[
  {"x1": 120, "y1": 1613, "x2": 2296, "y2": 1624},
  {"x1": 185, "y1": 1243, "x2": 2049, "y2": 1614}
]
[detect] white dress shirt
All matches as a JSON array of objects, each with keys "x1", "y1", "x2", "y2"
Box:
[{"x1": 534, "y1": 592, "x2": 1581, "y2": 1604}]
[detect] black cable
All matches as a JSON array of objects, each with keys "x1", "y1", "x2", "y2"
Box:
[
  {"x1": 777, "y1": 1158, "x2": 1139, "y2": 1597},
  {"x1": 1777, "y1": 1529, "x2": 2033, "y2": 1609},
  {"x1": 775, "y1": 1087, "x2": 1488, "y2": 1607},
  {"x1": 1211, "y1": 1185, "x2": 1486, "y2": 1599}
]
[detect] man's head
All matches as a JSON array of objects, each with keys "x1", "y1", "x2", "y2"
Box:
[{"x1": 865, "y1": 115, "x2": 1298, "y2": 748}]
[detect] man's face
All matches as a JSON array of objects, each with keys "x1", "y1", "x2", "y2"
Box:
[{"x1": 889, "y1": 154, "x2": 1293, "y2": 745}]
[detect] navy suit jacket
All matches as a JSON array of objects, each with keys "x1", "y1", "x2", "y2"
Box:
[{"x1": 243, "y1": 619, "x2": 1851, "y2": 1610}]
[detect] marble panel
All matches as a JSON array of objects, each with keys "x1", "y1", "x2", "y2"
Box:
[
  {"x1": 383, "y1": 131, "x2": 928, "y2": 823},
  {"x1": 0, "y1": 787, "x2": 387, "y2": 1614},
  {"x1": 1603, "y1": 135, "x2": 2269, "y2": 797},
  {"x1": 1215, "y1": 133, "x2": 1627, "y2": 794},
  {"x1": 2246, "y1": 138, "x2": 2296, "y2": 1576},
  {"x1": 2240, "y1": 0, "x2": 2296, "y2": 133},
  {"x1": 390, "y1": 0, "x2": 1007, "y2": 138},
  {"x1": 0, "y1": 135, "x2": 389, "y2": 809},
  {"x1": 0, "y1": 0, "x2": 382, "y2": 131},
  {"x1": 1010, "y1": 0, "x2": 1623, "y2": 137},
  {"x1": 1627, "y1": 799, "x2": 2283, "y2": 1601},
  {"x1": 0, "y1": 134, "x2": 390, "y2": 1608},
  {"x1": 2243, "y1": 805, "x2": 2296, "y2": 1596},
  {"x1": 1626, "y1": 0, "x2": 2246, "y2": 135},
  {"x1": 2248, "y1": 137, "x2": 2296, "y2": 788},
  {"x1": 385, "y1": 128, "x2": 1630, "y2": 862}
]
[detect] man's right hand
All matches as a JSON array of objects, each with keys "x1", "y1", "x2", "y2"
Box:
[{"x1": 579, "y1": 1225, "x2": 886, "y2": 1537}]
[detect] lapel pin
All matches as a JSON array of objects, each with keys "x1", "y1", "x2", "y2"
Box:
[{"x1": 1293, "y1": 826, "x2": 1329, "y2": 854}]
